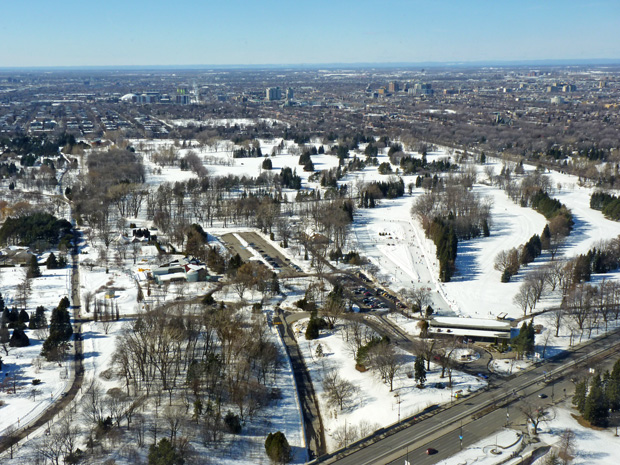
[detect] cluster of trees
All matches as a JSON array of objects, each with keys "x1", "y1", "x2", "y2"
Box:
[
  {"x1": 425, "y1": 218, "x2": 458, "y2": 282},
  {"x1": 0, "y1": 133, "x2": 78, "y2": 159},
  {"x1": 41, "y1": 297, "x2": 73, "y2": 361},
  {"x1": 112, "y1": 304, "x2": 281, "y2": 448},
  {"x1": 0, "y1": 212, "x2": 72, "y2": 249},
  {"x1": 45, "y1": 252, "x2": 66, "y2": 269},
  {"x1": 530, "y1": 191, "x2": 573, "y2": 233},
  {"x1": 359, "y1": 178, "x2": 405, "y2": 208},
  {"x1": 233, "y1": 144, "x2": 263, "y2": 158},
  {"x1": 495, "y1": 227, "x2": 550, "y2": 282},
  {"x1": 179, "y1": 151, "x2": 209, "y2": 178},
  {"x1": 73, "y1": 148, "x2": 146, "y2": 232},
  {"x1": 298, "y1": 150, "x2": 315, "y2": 172},
  {"x1": 413, "y1": 176, "x2": 492, "y2": 241},
  {"x1": 511, "y1": 321, "x2": 535, "y2": 358},
  {"x1": 590, "y1": 191, "x2": 620, "y2": 221},
  {"x1": 229, "y1": 261, "x2": 280, "y2": 301},
  {"x1": 572, "y1": 358, "x2": 620, "y2": 427},
  {"x1": 278, "y1": 167, "x2": 302, "y2": 189}
]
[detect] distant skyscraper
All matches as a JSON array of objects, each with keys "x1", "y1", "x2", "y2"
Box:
[
  {"x1": 388, "y1": 81, "x2": 400, "y2": 93},
  {"x1": 286, "y1": 87, "x2": 294, "y2": 100},
  {"x1": 266, "y1": 87, "x2": 282, "y2": 101}
]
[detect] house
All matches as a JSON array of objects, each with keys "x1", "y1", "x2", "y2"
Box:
[
  {"x1": 150, "y1": 258, "x2": 208, "y2": 284},
  {"x1": 0, "y1": 246, "x2": 33, "y2": 266}
]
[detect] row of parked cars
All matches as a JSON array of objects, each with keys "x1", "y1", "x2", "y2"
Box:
[
  {"x1": 353, "y1": 283, "x2": 409, "y2": 311},
  {"x1": 249, "y1": 242, "x2": 303, "y2": 273}
]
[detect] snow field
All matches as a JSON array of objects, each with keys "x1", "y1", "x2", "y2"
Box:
[
  {"x1": 292, "y1": 318, "x2": 486, "y2": 452},
  {"x1": 0, "y1": 265, "x2": 73, "y2": 439}
]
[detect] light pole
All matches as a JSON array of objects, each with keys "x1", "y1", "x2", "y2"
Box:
[{"x1": 506, "y1": 405, "x2": 510, "y2": 427}]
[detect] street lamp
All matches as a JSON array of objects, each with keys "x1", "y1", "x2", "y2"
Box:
[{"x1": 395, "y1": 392, "x2": 402, "y2": 423}]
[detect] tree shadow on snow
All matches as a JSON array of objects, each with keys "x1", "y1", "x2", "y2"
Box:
[
  {"x1": 556, "y1": 213, "x2": 589, "y2": 254},
  {"x1": 81, "y1": 351, "x2": 101, "y2": 359},
  {"x1": 452, "y1": 240, "x2": 481, "y2": 281}
]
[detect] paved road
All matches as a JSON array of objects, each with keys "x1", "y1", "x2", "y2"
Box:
[
  {"x1": 0, "y1": 230, "x2": 85, "y2": 456},
  {"x1": 281, "y1": 310, "x2": 327, "y2": 459},
  {"x1": 317, "y1": 326, "x2": 620, "y2": 465}
]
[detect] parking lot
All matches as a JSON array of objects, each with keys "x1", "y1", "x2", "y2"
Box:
[{"x1": 220, "y1": 231, "x2": 304, "y2": 276}]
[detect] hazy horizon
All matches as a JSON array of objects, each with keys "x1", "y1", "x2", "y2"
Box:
[{"x1": 2, "y1": 0, "x2": 620, "y2": 68}]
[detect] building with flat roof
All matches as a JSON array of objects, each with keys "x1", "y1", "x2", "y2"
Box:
[
  {"x1": 429, "y1": 316, "x2": 514, "y2": 343},
  {"x1": 266, "y1": 87, "x2": 282, "y2": 101}
]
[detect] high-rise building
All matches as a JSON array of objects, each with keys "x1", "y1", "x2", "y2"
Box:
[
  {"x1": 266, "y1": 87, "x2": 282, "y2": 101},
  {"x1": 286, "y1": 87, "x2": 294, "y2": 100},
  {"x1": 410, "y1": 83, "x2": 433, "y2": 95},
  {"x1": 388, "y1": 81, "x2": 400, "y2": 93}
]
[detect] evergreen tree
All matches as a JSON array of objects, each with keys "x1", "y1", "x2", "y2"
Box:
[
  {"x1": 270, "y1": 273, "x2": 280, "y2": 295},
  {"x1": 9, "y1": 327, "x2": 30, "y2": 347},
  {"x1": 583, "y1": 374, "x2": 609, "y2": 427},
  {"x1": 264, "y1": 431, "x2": 292, "y2": 464},
  {"x1": 41, "y1": 300, "x2": 73, "y2": 361},
  {"x1": 18, "y1": 308, "x2": 29, "y2": 325},
  {"x1": 414, "y1": 356, "x2": 426, "y2": 387},
  {"x1": 305, "y1": 316, "x2": 320, "y2": 340},
  {"x1": 148, "y1": 438, "x2": 184, "y2": 465},
  {"x1": 572, "y1": 378, "x2": 587, "y2": 414},
  {"x1": 45, "y1": 252, "x2": 59, "y2": 269},
  {"x1": 606, "y1": 359, "x2": 620, "y2": 411},
  {"x1": 27, "y1": 255, "x2": 41, "y2": 278},
  {"x1": 541, "y1": 224, "x2": 551, "y2": 250}
]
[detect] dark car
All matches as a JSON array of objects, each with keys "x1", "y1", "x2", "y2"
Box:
[
  {"x1": 426, "y1": 448, "x2": 438, "y2": 455},
  {"x1": 538, "y1": 393, "x2": 548, "y2": 399}
]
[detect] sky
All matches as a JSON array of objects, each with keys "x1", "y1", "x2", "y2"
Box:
[{"x1": 2, "y1": 0, "x2": 620, "y2": 68}]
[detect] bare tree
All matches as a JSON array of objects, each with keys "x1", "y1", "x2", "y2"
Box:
[
  {"x1": 520, "y1": 401, "x2": 554, "y2": 435},
  {"x1": 82, "y1": 381, "x2": 107, "y2": 426},
  {"x1": 412, "y1": 337, "x2": 436, "y2": 371},
  {"x1": 514, "y1": 281, "x2": 537, "y2": 316},
  {"x1": 323, "y1": 370, "x2": 358, "y2": 411},
  {"x1": 558, "y1": 428, "x2": 576, "y2": 464},
  {"x1": 58, "y1": 415, "x2": 81, "y2": 461},
  {"x1": 368, "y1": 341, "x2": 402, "y2": 391},
  {"x1": 332, "y1": 422, "x2": 359, "y2": 449},
  {"x1": 408, "y1": 287, "x2": 431, "y2": 315}
]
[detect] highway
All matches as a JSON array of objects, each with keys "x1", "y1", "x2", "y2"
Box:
[{"x1": 316, "y1": 326, "x2": 620, "y2": 465}]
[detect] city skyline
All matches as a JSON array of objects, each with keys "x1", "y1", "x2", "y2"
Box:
[{"x1": 2, "y1": 0, "x2": 620, "y2": 68}]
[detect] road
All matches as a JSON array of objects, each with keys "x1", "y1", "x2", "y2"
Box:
[
  {"x1": 0, "y1": 229, "x2": 85, "y2": 457},
  {"x1": 315, "y1": 326, "x2": 620, "y2": 465},
  {"x1": 280, "y1": 310, "x2": 327, "y2": 459}
]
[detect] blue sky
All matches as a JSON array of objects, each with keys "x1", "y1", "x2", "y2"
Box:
[{"x1": 2, "y1": 0, "x2": 620, "y2": 67}]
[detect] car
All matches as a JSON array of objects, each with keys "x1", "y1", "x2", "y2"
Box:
[
  {"x1": 426, "y1": 448, "x2": 438, "y2": 455},
  {"x1": 478, "y1": 373, "x2": 489, "y2": 379},
  {"x1": 538, "y1": 393, "x2": 548, "y2": 399}
]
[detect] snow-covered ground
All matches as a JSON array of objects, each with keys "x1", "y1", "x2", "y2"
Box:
[
  {"x1": 533, "y1": 407, "x2": 620, "y2": 465},
  {"x1": 292, "y1": 318, "x2": 487, "y2": 452},
  {"x1": 0, "y1": 264, "x2": 73, "y2": 438},
  {"x1": 435, "y1": 429, "x2": 523, "y2": 465},
  {"x1": 4, "y1": 133, "x2": 620, "y2": 464}
]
